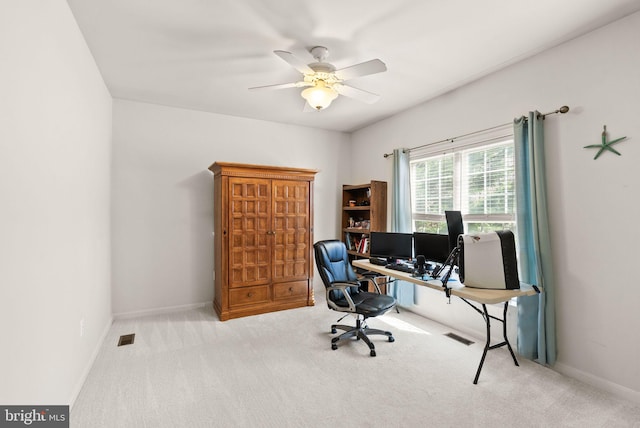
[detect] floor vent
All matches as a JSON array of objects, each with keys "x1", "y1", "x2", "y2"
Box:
[
  {"x1": 118, "y1": 334, "x2": 135, "y2": 346},
  {"x1": 445, "y1": 332, "x2": 474, "y2": 346}
]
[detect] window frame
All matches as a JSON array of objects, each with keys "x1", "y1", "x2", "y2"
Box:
[{"x1": 409, "y1": 132, "x2": 516, "y2": 234}]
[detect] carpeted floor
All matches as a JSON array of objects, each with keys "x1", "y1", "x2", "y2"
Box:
[{"x1": 71, "y1": 297, "x2": 640, "y2": 427}]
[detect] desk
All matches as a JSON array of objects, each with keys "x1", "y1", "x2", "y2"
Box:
[{"x1": 352, "y1": 259, "x2": 540, "y2": 384}]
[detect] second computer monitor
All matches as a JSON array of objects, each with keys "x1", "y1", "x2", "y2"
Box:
[
  {"x1": 413, "y1": 233, "x2": 450, "y2": 264},
  {"x1": 445, "y1": 210, "x2": 464, "y2": 251},
  {"x1": 369, "y1": 232, "x2": 413, "y2": 262}
]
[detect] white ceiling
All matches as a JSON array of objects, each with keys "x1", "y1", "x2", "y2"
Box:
[{"x1": 67, "y1": 0, "x2": 640, "y2": 133}]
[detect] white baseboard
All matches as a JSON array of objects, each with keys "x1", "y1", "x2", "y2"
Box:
[
  {"x1": 69, "y1": 315, "x2": 113, "y2": 409},
  {"x1": 113, "y1": 301, "x2": 210, "y2": 320},
  {"x1": 554, "y1": 362, "x2": 640, "y2": 404}
]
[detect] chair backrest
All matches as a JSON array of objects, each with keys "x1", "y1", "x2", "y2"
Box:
[{"x1": 313, "y1": 240, "x2": 360, "y2": 303}]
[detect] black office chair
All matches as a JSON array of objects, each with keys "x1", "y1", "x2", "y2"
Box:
[{"x1": 313, "y1": 240, "x2": 396, "y2": 356}]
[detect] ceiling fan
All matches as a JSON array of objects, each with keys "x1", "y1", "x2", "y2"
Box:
[{"x1": 249, "y1": 46, "x2": 387, "y2": 111}]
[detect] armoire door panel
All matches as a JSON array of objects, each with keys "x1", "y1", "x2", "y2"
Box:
[
  {"x1": 229, "y1": 177, "x2": 271, "y2": 287},
  {"x1": 272, "y1": 180, "x2": 310, "y2": 282},
  {"x1": 286, "y1": 233, "x2": 295, "y2": 245}
]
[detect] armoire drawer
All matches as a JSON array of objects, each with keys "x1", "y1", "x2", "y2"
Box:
[
  {"x1": 229, "y1": 285, "x2": 270, "y2": 307},
  {"x1": 273, "y1": 281, "x2": 308, "y2": 300}
]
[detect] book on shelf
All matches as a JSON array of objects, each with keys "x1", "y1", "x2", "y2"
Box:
[
  {"x1": 356, "y1": 234, "x2": 369, "y2": 254},
  {"x1": 344, "y1": 231, "x2": 353, "y2": 250}
]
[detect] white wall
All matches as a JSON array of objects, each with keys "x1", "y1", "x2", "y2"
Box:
[
  {"x1": 0, "y1": 1, "x2": 112, "y2": 405},
  {"x1": 351, "y1": 11, "x2": 640, "y2": 400},
  {"x1": 111, "y1": 100, "x2": 351, "y2": 315}
]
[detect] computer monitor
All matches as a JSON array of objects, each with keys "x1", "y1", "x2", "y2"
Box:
[
  {"x1": 369, "y1": 232, "x2": 413, "y2": 262},
  {"x1": 413, "y1": 233, "x2": 450, "y2": 264},
  {"x1": 445, "y1": 210, "x2": 464, "y2": 251}
]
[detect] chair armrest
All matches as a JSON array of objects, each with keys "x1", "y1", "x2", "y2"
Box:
[
  {"x1": 358, "y1": 275, "x2": 382, "y2": 294},
  {"x1": 358, "y1": 271, "x2": 386, "y2": 294},
  {"x1": 326, "y1": 281, "x2": 359, "y2": 313}
]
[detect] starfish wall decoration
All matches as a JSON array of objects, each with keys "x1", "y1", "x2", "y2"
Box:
[{"x1": 583, "y1": 125, "x2": 627, "y2": 160}]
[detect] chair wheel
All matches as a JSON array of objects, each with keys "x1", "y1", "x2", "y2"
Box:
[
  {"x1": 388, "y1": 336, "x2": 395, "y2": 342},
  {"x1": 332, "y1": 343, "x2": 338, "y2": 350},
  {"x1": 370, "y1": 350, "x2": 376, "y2": 357},
  {"x1": 331, "y1": 328, "x2": 337, "y2": 334}
]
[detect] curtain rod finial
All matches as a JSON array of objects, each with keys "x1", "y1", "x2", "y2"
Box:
[{"x1": 559, "y1": 106, "x2": 569, "y2": 114}]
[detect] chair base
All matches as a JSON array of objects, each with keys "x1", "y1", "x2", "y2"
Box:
[{"x1": 330, "y1": 318, "x2": 394, "y2": 357}]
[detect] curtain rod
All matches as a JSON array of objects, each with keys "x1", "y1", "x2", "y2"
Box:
[{"x1": 383, "y1": 105, "x2": 570, "y2": 158}]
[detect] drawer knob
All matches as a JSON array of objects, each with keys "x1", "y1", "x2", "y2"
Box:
[{"x1": 247, "y1": 292, "x2": 254, "y2": 297}]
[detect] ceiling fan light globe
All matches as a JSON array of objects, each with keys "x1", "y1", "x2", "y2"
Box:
[{"x1": 301, "y1": 82, "x2": 338, "y2": 111}]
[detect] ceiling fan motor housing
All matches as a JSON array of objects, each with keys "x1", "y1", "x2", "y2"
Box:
[
  {"x1": 308, "y1": 63, "x2": 335, "y2": 74},
  {"x1": 310, "y1": 46, "x2": 329, "y2": 62}
]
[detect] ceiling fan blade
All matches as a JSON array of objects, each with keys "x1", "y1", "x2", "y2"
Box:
[
  {"x1": 334, "y1": 59, "x2": 387, "y2": 81},
  {"x1": 249, "y1": 81, "x2": 307, "y2": 91},
  {"x1": 274, "y1": 50, "x2": 314, "y2": 74},
  {"x1": 335, "y1": 84, "x2": 380, "y2": 104}
]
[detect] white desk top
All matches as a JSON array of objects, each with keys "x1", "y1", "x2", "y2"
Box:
[{"x1": 352, "y1": 259, "x2": 540, "y2": 305}]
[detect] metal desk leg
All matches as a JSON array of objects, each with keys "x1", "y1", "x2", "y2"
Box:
[
  {"x1": 471, "y1": 301, "x2": 519, "y2": 384},
  {"x1": 501, "y1": 301, "x2": 520, "y2": 367}
]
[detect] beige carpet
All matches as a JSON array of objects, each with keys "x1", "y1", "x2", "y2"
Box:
[{"x1": 71, "y1": 297, "x2": 640, "y2": 427}]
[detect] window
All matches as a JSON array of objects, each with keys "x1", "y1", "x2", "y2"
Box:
[{"x1": 410, "y1": 139, "x2": 516, "y2": 235}]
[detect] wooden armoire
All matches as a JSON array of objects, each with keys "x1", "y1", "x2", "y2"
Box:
[{"x1": 208, "y1": 162, "x2": 318, "y2": 321}]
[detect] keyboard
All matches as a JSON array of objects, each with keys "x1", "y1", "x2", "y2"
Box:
[{"x1": 385, "y1": 263, "x2": 414, "y2": 273}]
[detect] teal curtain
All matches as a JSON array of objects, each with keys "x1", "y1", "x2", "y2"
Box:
[
  {"x1": 390, "y1": 148, "x2": 414, "y2": 305},
  {"x1": 513, "y1": 112, "x2": 557, "y2": 365}
]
